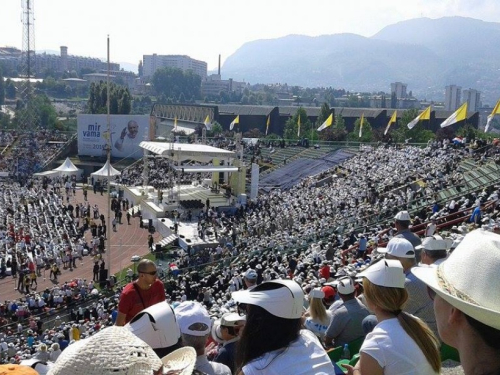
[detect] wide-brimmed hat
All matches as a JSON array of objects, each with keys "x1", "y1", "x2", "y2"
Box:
[
  {"x1": 232, "y1": 280, "x2": 304, "y2": 319},
  {"x1": 47, "y1": 326, "x2": 163, "y2": 375},
  {"x1": 161, "y1": 347, "x2": 196, "y2": 375},
  {"x1": 413, "y1": 229, "x2": 500, "y2": 330}
]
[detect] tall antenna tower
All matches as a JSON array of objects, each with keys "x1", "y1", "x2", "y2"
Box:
[{"x1": 19, "y1": 0, "x2": 39, "y2": 129}]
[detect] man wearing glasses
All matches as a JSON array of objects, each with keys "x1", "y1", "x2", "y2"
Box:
[{"x1": 116, "y1": 259, "x2": 166, "y2": 326}]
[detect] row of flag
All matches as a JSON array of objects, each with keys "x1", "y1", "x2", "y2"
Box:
[{"x1": 198, "y1": 98, "x2": 500, "y2": 136}]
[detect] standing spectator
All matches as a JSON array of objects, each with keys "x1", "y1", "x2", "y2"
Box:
[{"x1": 115, "y1": 259, "x2": 166, "y2": 326}]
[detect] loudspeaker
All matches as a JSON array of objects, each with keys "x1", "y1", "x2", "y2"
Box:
[
  {"x1": 155, "y1": 244, "x2": 162, "y2": 252},
  {"x1": 148, "y1": 219, "x2": 153, "y2": 228}
]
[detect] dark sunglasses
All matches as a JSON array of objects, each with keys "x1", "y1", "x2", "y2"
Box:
[
  {"x1": 427, "y1": 286, "x2": 436, "y2": 301},
  {"x1": 140, "y1": 270, "x2": 157, "y2": 276}
]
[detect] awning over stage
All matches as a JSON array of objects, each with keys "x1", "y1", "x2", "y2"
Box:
[
  {"x1": 172, "y1": 166, "x2": 239, "y2": 173},
  {"x1": 139, "y1": 142, "x2": 236, "y2": 163}
]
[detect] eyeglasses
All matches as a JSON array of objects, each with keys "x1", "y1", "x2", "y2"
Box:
[
  {"x1": 140, "y1": 270, "x2": 157, "y2": 276},
  {"x1": 427, "y1": 286, "x2": 436, "y2": 301}
]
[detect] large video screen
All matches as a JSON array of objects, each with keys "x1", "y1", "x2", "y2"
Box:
[{"x1": 77, "y1": 115, "x2": 149, "y2": 159}]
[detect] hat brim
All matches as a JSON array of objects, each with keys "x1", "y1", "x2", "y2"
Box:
[
  {"x1": 161, "y1": 347, "x2": 196, "y2": 375},
  {"x1": 375, "y1": 247, "x2": 388, "y2": 253},
  {"x1": 412, "y1": 266, "x2": 500, "y2": 330},
  {"x1": 232, "y1": 287, "x2": 302, "y2": 319}
]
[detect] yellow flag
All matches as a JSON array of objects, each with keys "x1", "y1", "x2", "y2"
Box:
[
  {"x1": 485, "y1": 99, "x2": 500, "y2": 132},
  {"x1": 358, "y1": 114, "x2": 364, "y2": 138},
  {"x1": 407, "y1": 105, "x2": 431, "y2": 129},
  {"x1": 204, "y1": 115, "x2": 212, "y2": 131},
  {"x1": 266, "y1": 115, "x2": 270, "y2": 135},
  {"x1": 317, "y1": 113, "x2": 333, "y2": 131},
  {"x1": 174, "y1": 117, "x2": 177, "y2": 130},
  {"x1": 384, "y1": 111, "x2": 397, "y2": 135},
  {"x1": 440, "y1": 102, "x2": 467, "y2": 128},
  {"x1": 297, "y1": 115, "x2": 301, "y2": 137},
  {"x1": 229, "y1": 115, "x2": 239, "y2": 130}
]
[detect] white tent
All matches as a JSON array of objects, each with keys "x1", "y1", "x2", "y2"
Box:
[
  {"x1": 33, "y1": 170, "x2": 60, "y2": 178},
  {"x1": 54, "y1": 157, "x2": 80, "y2": 172},
  {"x1": 33, "y1": 157, "x2": 83, "y2": 180},
  {"x1": 91, "y1": 160, "x2": 121, "y2": 179}
]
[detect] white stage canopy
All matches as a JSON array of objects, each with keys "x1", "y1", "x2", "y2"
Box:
[
  {"x1": 172, "y1": 166, "x2": 238, "y2": 173},
  {"x1": 139, "y1": 142, "x2": 235, "y2": 163}
]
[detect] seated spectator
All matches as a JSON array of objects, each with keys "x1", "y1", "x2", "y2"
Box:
[
  {"x1": 324, "y1": 277, "x2": 369, "y2": 348},
  {"x1": 302, "y1": 288, "x2": 332, "y2": 339},
  {"x1": 233, "y1": 279, "x2": 335, "y2": 374},
  {"x1": 344, "y1": 259, "x2": 440, "y2": 375}
]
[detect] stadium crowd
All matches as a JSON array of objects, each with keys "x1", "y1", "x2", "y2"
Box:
[{"x1": 0, "y1": 137, "x2": 499, "y2": 374}]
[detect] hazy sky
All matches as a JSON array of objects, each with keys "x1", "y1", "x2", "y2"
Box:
[{"x1": 1, "y1": 0, "x2": 499, "y2": 71}]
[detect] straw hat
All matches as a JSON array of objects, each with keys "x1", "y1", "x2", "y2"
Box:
[
  {"x1": 413, "y1": 229, "x2": 500, "y2": 330},
  {"x1": 47, "y1": 326, "x2": 163, "y2": 375},
  {"x1": 161, "y1": 347, "x2": 196, "y2": 375}
]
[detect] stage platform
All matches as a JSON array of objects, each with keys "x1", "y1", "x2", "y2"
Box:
[{"x1": 121, "y1": 183, "x2": 233, "y2": 251}]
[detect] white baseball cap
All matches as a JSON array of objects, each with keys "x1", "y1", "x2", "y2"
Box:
[
  {"x1": 416, "y1": 235, "x2": 448, "y2": 251},
  {"x1": 174, "y1": 301, "x2": 211, "y2": 336},
  {"x1": 308, "y1": 288, "x2": 325, "y2": 299},
  {"x1": 357, "y1": 259, "x2": 406, "y2": 288},
  {"x1": 394, "y1": 211, "x2": 411, "y2": 221},
  {"x1": 377, "y1": 237, "x2": 415, "y2": 258},
  {"x1": 232, "y1": 280, "x2": 304, "y2": 319},
  {"x1": 336, "y1": 277, "x2": 355, "y2": 294},
  {"x1": 220, "y1": 312, "x2": 246, "y2": 327}
]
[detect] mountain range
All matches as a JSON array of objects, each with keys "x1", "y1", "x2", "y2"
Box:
[{"x1": 221, "y1": 17, "x2": 500, "y2": 104}]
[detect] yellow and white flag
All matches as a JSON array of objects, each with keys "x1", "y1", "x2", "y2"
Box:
[
  {"x1": 317, "y1": 113, "x2": 333, "y2": 131},
  {"x1": 229, "y1": 115, "x2": 239, "y2": 130},
  {"x1": 440, "y1": 102, "x2": 467, "y2": 128},
  {"x1": 384, "y1": 111, "x2": 397, "y2": 135},
  {"x1": 266, "y1": 115, "x2": 270, "y2": 135},
  {"x1": 204, "y1": 115, "x2": 212, "y2": 131},
  {"x1": 407, "y1": 105, "x2": 431, "y2": 129},
  {"x1": 297, "y1": 115, "x2": 301, "y2": 137},
  {"x1": 485, "y1": 99, "x2": 500, "y2": 132},
  {"x1": 358, "y1": 114, "x2": 364, "y2": 138}
]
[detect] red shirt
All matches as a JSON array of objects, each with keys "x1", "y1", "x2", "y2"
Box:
[
  {"x1": 320, "y1": 265, "x2": 330, "y2": 280},
  {"x1": 118, "y1": 280, "x2": 166, "y2": 324}
]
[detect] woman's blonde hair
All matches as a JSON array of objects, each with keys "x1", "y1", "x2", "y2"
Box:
[
  {"x1": 308, "y1": 297, "x2": 329, "y2": 326},
  {"x1": 363, "y1": 278, "x2": 441, "y2": 373}
]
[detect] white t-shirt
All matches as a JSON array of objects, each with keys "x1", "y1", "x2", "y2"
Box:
[
  {"x1": 361, "y1": 318, "x2": 438, "y2": 375},
  {"x1": 242, "y1": 330, "x2": 335, "y2": 375},
  {"x1": 304, "y1": 311, "x2": 332, "y2": 338}
]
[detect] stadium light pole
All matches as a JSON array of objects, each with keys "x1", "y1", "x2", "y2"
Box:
[{"x1": 106, "y1": 35, "x2": 112, "y2": 278}]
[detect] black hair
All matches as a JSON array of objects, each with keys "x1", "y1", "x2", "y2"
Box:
[
  {"x1": 465, "y1": 314, "x2": 500, "y2": 350},
  {"x1": 235, "y1": 283, "x2": 301, "y2": 372},
  {"x1": 423, "y1": 249, "x2": 447, "y2": 261}
]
